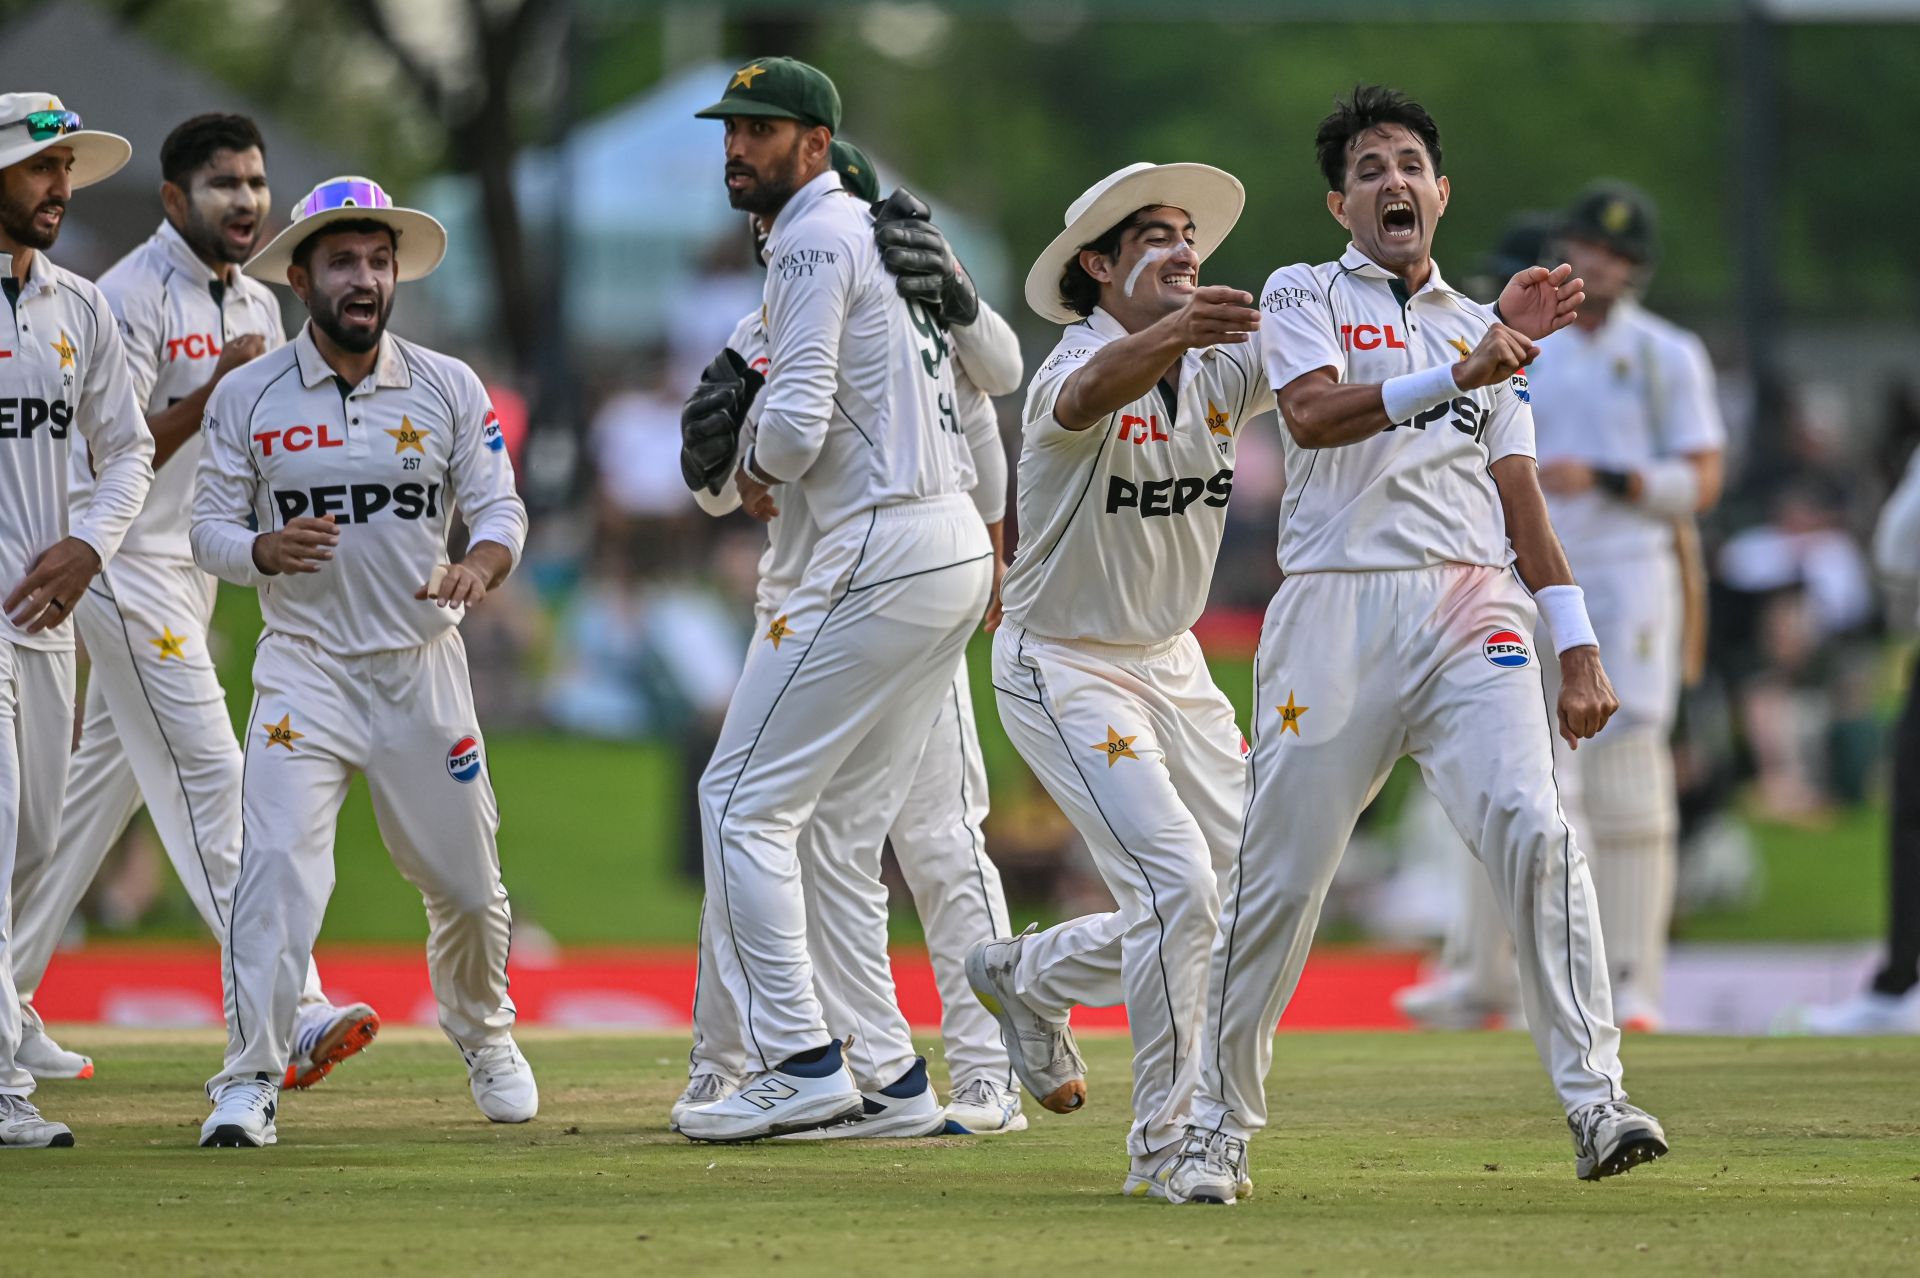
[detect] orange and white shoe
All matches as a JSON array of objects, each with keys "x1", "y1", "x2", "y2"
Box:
[
  {"x1": 284, "y1": 1002, "x2": 380, "y2": 1089},
  {"x1": 17, "y1": 1022, "x2": 93, "y2": 1081}
]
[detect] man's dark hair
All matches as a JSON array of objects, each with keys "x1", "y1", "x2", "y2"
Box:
[
  {"x1": 291, "y1": 219, "x2": 399, "y2": 272},
  {"x1": 1314, "y1": 85, "x2": 1442, "y2": 193},
  {"x1": 159, "y1": 114, "x2": 267, "y2": 189},
  {"x1": 1058, "y1": 208, "x2": 1151, "y2": 318}
]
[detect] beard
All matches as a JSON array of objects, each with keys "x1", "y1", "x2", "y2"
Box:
[
  {"x1": 0, "y1": 188, "x2": 61, "y2": 250},
  {"x1": 182, "y1": 205, "x2": 257, "y2": 266},
  {"x1": 725, "y1": 138, "x2": 804, "y2": 217},
  {"x1": 307, "y1": 288, "x2": 393, "y2": 354}
]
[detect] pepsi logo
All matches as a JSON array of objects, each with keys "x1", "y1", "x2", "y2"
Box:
[
  {"x1": 1483, "y1": 629, "x2": 1531, "y2": 668},
  {"x1": 1510, "y1": 371, "x2": 1531, "y2": 404},
  {"x1": 481, "y1": 409, "x2": 505, "y2": 454},
  {"x1": 447, "y1": 735, "x2": 483, "y2": 783}
]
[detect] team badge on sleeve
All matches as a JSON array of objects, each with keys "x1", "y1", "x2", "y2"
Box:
[
  {"x1": 481, "y1": 409, "x2": 505, "y2": 454},
  {"x1": 1510, "y1": 370, "x2": 1531, "y2": 404},
  {"x1": 447, "y1": 735, "x2": 484, "y2": 783},
  {"x1": 1483, "y1": 630, "x2": 1532, "y2": 668}
]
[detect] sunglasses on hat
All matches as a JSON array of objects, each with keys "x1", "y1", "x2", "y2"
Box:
[
  {"x1": 296, "y1": 177, "x2": 393, "y2": 220},
  {"x1": 21, "y1": 109, "x2": 84, "y2": 141}
]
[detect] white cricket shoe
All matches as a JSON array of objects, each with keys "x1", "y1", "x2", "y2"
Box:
[
  {"x1": 1120, "y1": 1145, "x2": 1182, "y2": 1200},
  {"x1": 284, "y1": 1001, "x2": 380, "y2": 1089},
  {"x1": 669, "y1": 1072, "x2": 740, "y2": 1132},
  {"x1": 1154, "y1": 1128, "x2": 1253, "y2": 1205},
  {"x1": 465, "y1": 1041, "x2": 539, "y2": 1123},
  {"x1": 1795, "y1": 989, "x2": 1920, "y2": 1036},
  {"x1": 199, "y1": 1073, "x2": 278, "y2": 1148},
  {"x1": 966, "y1": 927, "x2": 1087, "y2": 1114},
  {"x1": 1394, "y1": 971, "x2": 1513, "y2": 1031},
  {"x1": 0, "y1": 1094, "x2": 74, "y2": 1147},
  {"x1": 16, "y1": 1022, "x2": 93, "y2": 1081},
  {"x1": 944, "y1": 1076, "x2": 1028, "y2": 1135},
  {"x1": 1567, "y1": 1100, "x2": 1668, "y2": 1180},
  {"x1": 776, "y1": 1056, "x2": 948, "y2": 1141},
  {"x1": 677, "y1": 1040, "x2": 863, "y2": 1143}
]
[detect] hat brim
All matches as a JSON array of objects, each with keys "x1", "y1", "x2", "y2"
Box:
[
  {"x1": 1024, "y1": 164, "x2": 1246, "y2": 325},
  {"x1": 243, "y1": 207, "x2": 448, "y2": 285},
  {"x1": 694, "y1": 97, "x2": 826, "y2": 128},
  {"x1": 0, "y1": 130, "x2": 132, "y2": 190}
]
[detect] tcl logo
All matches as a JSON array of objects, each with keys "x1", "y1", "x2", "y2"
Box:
[
  {"x1": 1119, "y1": 413, "x2": 1169, "y2": 446},
  {"x1": 253, "y1": 424, "x2": 345, "y2": 455},
  {"x1": 166, "y1": 334, "x2": 223, "y2": 362},
  {"x1": 1340, "y1": 323, "x2": 1408, "y2": 351}
]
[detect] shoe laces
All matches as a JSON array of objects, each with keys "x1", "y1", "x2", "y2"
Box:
[
  {"x1": 465, "y1": 1043, "x2": 524, "y2": 1081},
  {"x1": 686, "y1": 1072, "x2": 732, "y2": 1103},
  {"x1": 0, "y1": 1093, "x2": 43, "y2": 1120},
  {"x1": 216, "y1": 1074, "x2": 277, "y2": 1111},
  {"x1": 1182, "y1": 1127, "x2": 1248, "y2": 1177},
  {"x1": 950, "y1": 1077, "x2": 1005, "y2": 1108},
  {"x1": 1570, "y1": 1101, "x2": 1637, "y2": 1145}
]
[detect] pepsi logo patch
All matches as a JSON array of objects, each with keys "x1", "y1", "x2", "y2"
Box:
[
  {"x1": 1510, "y1": 370, "x2": 1531, "y2": 404},
  {"x1": 481, "y1": 408, "x2": 505, "y2": 454},
  {"x1": 1483, "y1": 629, "x2": 1531, "y2": 668},
  {"x1": 447, "y1": 735, "x2": 483, "y2": 783}
]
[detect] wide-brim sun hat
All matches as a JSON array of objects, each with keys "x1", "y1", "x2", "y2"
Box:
[
  {"x1": 1024, "y1": 162, "x2": 1245, "y2": 325},
  {"x1": 0, "y1": 93, "x2": 131, "y2": 189},
  {"x1": 244, "y1": 176, "x2": 448, "y2": 284}
]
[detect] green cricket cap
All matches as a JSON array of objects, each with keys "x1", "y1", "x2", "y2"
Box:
[
  {"x1": 694, "y1": 57, "x2": 840, "y2": 133},
  {"x1": 830, "y1": 139, "x2": 878, "y2": 202}
]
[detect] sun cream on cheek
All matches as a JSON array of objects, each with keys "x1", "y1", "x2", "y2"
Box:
[{"x1": 1122, "y1": 244, "x2": 1179, "y2": 299}]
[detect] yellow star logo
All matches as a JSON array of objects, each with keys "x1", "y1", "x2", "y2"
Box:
[
  {"x1": 765, "y1": 614, "x2": 793, "y2": 649},
  {"x1": 1205, "y1": 399, "x2": 1231, "y2": 437},
  {"x1": 50, "y1": 331, "x2": 77, "y2": 370},
  {"x1": 261, "y1": 713, "x2": 304, "y2": 751},
  {"x1": 1447, "y1": 336, "x2": 1472, "y2": 360},
  {"x1": 148, "y1": 626, "x2": 187, "y2": 661},
  {"x1": 730, "y1": 63, "x2": 768, "y2": 90},
  {"x1": 1091, "y1": 725, "x2": 1140, "y2": 768},
  {"x1": 385, "y1": 415, "x2": 428, "y2": 454},
  {"x1": 1276, "y1": 691, "x2": 1309, "y2": 736}
]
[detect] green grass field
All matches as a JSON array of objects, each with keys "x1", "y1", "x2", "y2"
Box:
[{"x1": 13, "y1": 1029, "x2": 1919, "y2": 1275}]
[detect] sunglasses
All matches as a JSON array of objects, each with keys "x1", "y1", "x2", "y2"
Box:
[
  {"x1": 296, "y1": 177, "x2": 393, "y2": 221},
  {"x1": 21, "y1": 109, "x2": 84, "y2": 141}
]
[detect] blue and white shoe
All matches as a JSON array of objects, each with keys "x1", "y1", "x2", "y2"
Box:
[
  {"x1": 776, "y1": 1056, "x2": 948, "y2": 1140},
  {"x1": 943, "y1": 1076, "x2": 1028, "y2": 1134},
  {"x1": 678, "y1": 1040, "x2": 863, "y2": 1143},
  {"x1": 200, "y1": 1073, "x2": 278, "y2": 1148}
]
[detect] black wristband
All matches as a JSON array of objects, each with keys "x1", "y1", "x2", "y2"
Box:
[
  {"x1": 1491, "y1": 300, "x2": 1505, "y2": 324},
  {"x1": 1593, "y1": 468, "x2": 1634, "y2": 498}
]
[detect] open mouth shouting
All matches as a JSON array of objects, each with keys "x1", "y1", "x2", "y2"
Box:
[
  {"x1": 1381, "y1": 198, "x2": 1418, "y2": 243},
  {"x1": 340, "y1": 292, "x2": 381, "y2": 327},
  {"x1": 221, "y1": 214, "x2": 257, "y2": 253}
]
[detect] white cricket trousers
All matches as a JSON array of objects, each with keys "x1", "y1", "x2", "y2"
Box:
[
  {"x1": 689, "y1": 653, "x2": 1016, "y2": 1091},
  {"x1": 211, "y1": 628, "x2": 514, "y2": 1093},
  {"x1": 1192, "y1": 565, "x2": 1626, "y2": 1141},
  {"x1": 0, "y1": 641, "x2": 73, "y2": 1098},
  {"x1": 10, "y1": 557, "x2": 325, "y2": 1029},
  {"x1": 991, "y1": 624, "x2": 1246, "y2": 1157},
  {"x1": 697, "y1": 494, "x2": 992, "y2": 1082}
]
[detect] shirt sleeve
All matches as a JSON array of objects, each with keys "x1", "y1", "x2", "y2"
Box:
[
  {"x1": 1654, "y1": 328, "x2": 1725, "y2": 456},
  {"x1": 190, "y1": 377, "x2": 268, "y2": 586},
  {"x1": 1228, "y1": 341, "x2": 1276, "y2": 420},
  {"x1": 98, "y1": 267, "x2": 164, "y2": 413},
  {"x1": 1482, "y1": 372, "x2": 1537, "y2": 465},
  {"x1": 752, "y1": 221, "x2": 862, "y2": 482},
  {"x1": 950, "y1": 298, "x2": 1023, "y2": 397},
  {"x1": 957, "y1": 373, "x2": 1007, "y2": 522},
  {"x1": 1258, "y1": 263, "x2": 1345, "y2": 393},
  {"x1": 69, "y1": 284, "x2": 156, "y2": 566},
  {"x1": 448, "y1": 365, "x2": 529, "y2": 568},
  {"x1": 1022, "y1": 335, "x2": 1104, "y2": 450}
]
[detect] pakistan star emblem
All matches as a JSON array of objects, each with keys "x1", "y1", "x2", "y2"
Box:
[
  {"x1": 1091, "y1": 725, "x2": 1139, "y2": 767},
  {"x1": 148, "y1": 626, "x2": 187, "y2": 661},
  {"x1": 1206, "y1": 399, "x2": 1231, "y2": 437},
  {"x1": 765, "y1": 614, "x2": 793, "y2": 649},
  {"x1": 50, "y1": 331, "x2": 77, "y2": 370},
  {"x1": 386, "y1": 415, "x2": 429, "y2": 454},
  {"x1": 262, "y1": 713, "x2": 304, "y2": 750},
  {"x1": 730, "y1": 63, "x2": 768, "y2": 89},
  {"x1": 1276, "y1": 691, "x2": 1309, "y2": 736}
]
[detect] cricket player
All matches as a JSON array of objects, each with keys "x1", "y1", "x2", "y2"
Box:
[
  {"x1": 0, "y1": 92, "x2": 154, "y2": 1149},
  {"x1": 8, "y1": 114, "x2": 379, "y2": 1088},
  {"x1": 1398, "y1": 185, "x2": 1726, "y2": 1033},
  {"x1": 674, "y1": 144, "x2": 1026, "y2": 1135},
  {"x1": 675, "y1": 59, "x2": 993, "y2": 1143},
  {"x1": 967, "y1": 160, "x2": 1271, "y2": 1195},
  {"x1": 1163, "y1": 86, "x2": 1668, "y2": 1203},
  {"x1": 191, "y1": 177, "x2": 530, "y2": 1147}
]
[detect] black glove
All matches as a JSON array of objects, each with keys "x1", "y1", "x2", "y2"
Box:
[
  {"x1": 679, "y1": 348, "x2": 764, "y2": 495},
  {"x1": 873, "y1": 187, "x2": 979, "y2": 329}
]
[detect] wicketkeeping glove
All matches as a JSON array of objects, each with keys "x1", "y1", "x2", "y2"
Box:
[
  {"x1": 680, "y1": 348, "x2": 764, "y2": 495},
  {"x1": 872, "y1": 187, "x2": 979, "y2": 329}
]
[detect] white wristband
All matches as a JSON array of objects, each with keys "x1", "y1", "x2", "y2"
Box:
[
  {"x1": 1535, "y1": 584, "x2": 1599, "y2": 655},
  {"x1": 1635, "y1": 459, "x2": 1700, "y2": 518},
  {"x1": 1381, "y1": 362, "x2": 1461, "y2": 424}
]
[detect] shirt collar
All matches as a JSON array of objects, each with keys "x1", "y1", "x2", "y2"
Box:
[
  {"x1": 1337, "y1": 242, "x2": 1465, "y2": 301},
  {"x1": 156, "y1": 219, "x2": 238, "y2": 288},
  {"x1": 768, "y1": 168, "x2": 845, "y2": 240},
  {"x1": 0, "y1": 249, "x2": 58, "y2": 300},
  {"x1": 293, "y1": 321, "x2": 410, "y2": 391}
]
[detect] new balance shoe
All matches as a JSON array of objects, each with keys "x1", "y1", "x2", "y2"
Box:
[
  {"x1": 1159, "y1": 1127, "x2": 1253, "y2": 1204},
  {"x1": 966, "y1": 927, "x2": 1087, "y2": 1114},
  {"x1": 465, "y1": 1041, "x2": 538, "y2": 1123},
  {"x1": 678, "y1": 1040, "x2": 863, "y2": 1143},
  {"x1": 1568, "y1": 1100, "x2": 1668, "y2": 1180},
  {"x1": 777, "y1": 1056, "x2": 947, "y2": 1141},
  {"x1": 200, "y1": 1073, "x2": 278, "y2": 1148},
  {"x1": 944, "y1": 1075, "x2": 1027, "y2": 1134},
  {"x1": 16, "y1": 1022, "x2": 93, "y2": 1081},
  {"x1": 284, "y1": 1001, "x2": 380, "y2": 1089},
  {"x1": 0, "y1": 1094, "x2": 74, "y2": 1147},
  {"x1": 669, "y1": 1072, "x2": 740, "y2": 1132}
]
